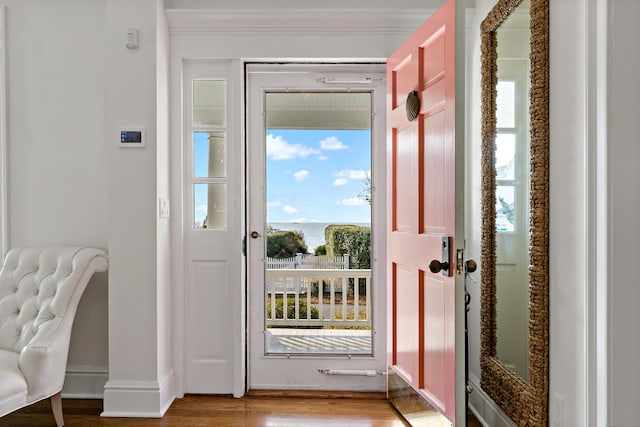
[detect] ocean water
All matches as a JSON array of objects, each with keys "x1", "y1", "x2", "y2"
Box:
[{"x1": 269, "y1": 222, "x2": 371, "y2": 253}]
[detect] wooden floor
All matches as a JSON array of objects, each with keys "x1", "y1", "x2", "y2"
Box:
[{"x1": 2, "y1": 393, "x2": 482, "y2": 427}]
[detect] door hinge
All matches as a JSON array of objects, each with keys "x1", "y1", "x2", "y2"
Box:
[{"x1": 242, "y1": 236, "x2": 247, "y2": 256}]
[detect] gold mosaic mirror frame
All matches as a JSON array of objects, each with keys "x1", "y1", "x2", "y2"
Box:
[{"x1": 479, "y1": 0, "x2": 549, "y2": 424}]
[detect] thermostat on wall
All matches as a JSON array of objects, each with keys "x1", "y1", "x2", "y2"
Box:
[{"x1": 120, "y1": 129, "x2": 145, "y2": 147}]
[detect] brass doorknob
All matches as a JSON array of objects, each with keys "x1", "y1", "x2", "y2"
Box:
[
  {"x1": 465, "y1": 259, "x2": 477, "y2": 273},
  {"x1": 429, "y1": 259, "x2": 449, "y2": 274}
]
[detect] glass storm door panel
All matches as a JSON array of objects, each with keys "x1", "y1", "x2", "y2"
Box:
[{"x1": 263, "y1": 91, "x2": 373, "y2": 356}]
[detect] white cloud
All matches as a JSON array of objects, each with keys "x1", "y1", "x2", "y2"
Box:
[
  {"x1": 337, "y1": 197, "x2": 366, "y2": 206},
  {"x1": 333, "y1": 178, "x2": 349, "y2": 186},
  {"x1": 317, "y1": 155, "x2": 329, "y2": 161},
  {"x1": 196, "y1": 204, "x2": 208, "y2": 212},
  {"x1": 267, "y1": 201, "x2": 282, "y2": 208},
  {"x1": 320, "y1": 136, "x2": 348, "y2": 151},
  {"x1": 293, "y1": 170, "x2": 310, "y2": 182},
  {"x1": 290, "y1": 217, "x2": 309, "y2": 222},
  {"x1": 282, "y1": 205, "x2": 298, "y2": 214},
  {"x1": 333, "y1": 169, "x2": 370, "y2": 180},
  {"x1": 266, "y1": 134, "x2": 319, "y2": 160}
]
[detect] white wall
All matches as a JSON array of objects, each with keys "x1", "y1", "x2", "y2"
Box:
[
  {"x1": 549, "y1": 0, "x2": 588, "y2": 425},
  {"x1": 3, "y1": 0, "x2": 110, "y2": 396},
  {"x1": 102, "y1": 0, "x2": 174, "y2": 417},
  {"x1": 156, "y1": 0, "x2": 173, "y2": 402},
  {"x1": 2, "y1": 0, "x2": 173, "y2": 413},
  {"x1": 607, "y1": 1, "x2": 640, "y2": 424}
]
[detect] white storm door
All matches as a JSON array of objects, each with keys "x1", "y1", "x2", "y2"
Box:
[
  {"x1": 183, "y1": 60, "x2": 243, "y2": 394},
  {"x1": 246, "y1": 64, "x2": 387, "y2": 391}
]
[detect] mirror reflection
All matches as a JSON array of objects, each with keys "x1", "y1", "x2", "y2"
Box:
[{"x1": 494, "y1": 0, "x2": 531, "y2": 383}]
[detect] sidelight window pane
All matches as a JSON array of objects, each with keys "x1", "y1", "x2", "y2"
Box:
[
  {"x1": 495, "y1": 133, "x2": 515, "y2": 180},
  {"x1": 496, "y1": 81, "x2": 515, "y2": 128},
  {"x1": 193, "y1": 80, "x2": 226, "y2": 127},
  {"x1": 194, "y1": 183, "x2": 226, "y2": 229},
  {"x1": 496, "y1": 185, "x2": 515, "y2": 232},
  {"x1": 194, "y1": 132, "x2": 226, "y2": 178}
]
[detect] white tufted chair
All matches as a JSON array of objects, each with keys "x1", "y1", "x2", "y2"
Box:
[{"x1": 0, "y1": 246, "x2": 108, "y2": 426}]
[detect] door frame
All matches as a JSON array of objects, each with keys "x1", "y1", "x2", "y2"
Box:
[
  {"x1": 167, "y1": 7, "x2": 438, "y2": 398},
  {"x1": 245, "y1": 63, "x2": 388, "y2": 391}
]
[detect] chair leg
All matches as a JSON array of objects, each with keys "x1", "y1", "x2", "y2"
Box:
[{"x1": 50, "y1": 391, "x2": 64, "y2": 427}]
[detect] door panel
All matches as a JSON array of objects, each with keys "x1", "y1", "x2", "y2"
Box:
[
  {"x1": 183, "y1": 61, "x2": 241, "y2": 395},
  {"x1": 394, "y1": 264, "x2": 419, "y2": 383},
  {"x1": 387, "y1": 0, "x2": 459, "y2": 424},
  {"x1": 423, "y1": 111, "x2": 447, "y2": 233},
  {"x1": 393, "y1": 124, "x2": 417, "y2": 233},
  {"x1": 423, "y1": 274, "x2": 446, "y2": 407}
]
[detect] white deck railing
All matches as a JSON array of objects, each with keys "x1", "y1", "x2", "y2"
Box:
[
  {"x1": 266, "y1": 254, "x2": 350, "y2": 270},
  {"x1": 265, "y1": 268, "x2": 371, "y2": 328}
]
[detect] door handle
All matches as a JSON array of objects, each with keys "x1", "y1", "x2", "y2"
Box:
[
  {"x1": 250, "y1": 231, "x2": 261, "y2": 239},
  {"x1": 429, "y1": 236, "x2": 452, "y2": 276},
  {"x1": 429, "y1": 259, "x2": 449, "y2": 274},
  {"x1": 465, "y1": 259, "x2": 477, "y2": 273}
]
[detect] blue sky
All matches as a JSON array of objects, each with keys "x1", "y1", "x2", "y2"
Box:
[
  {"x1": 266, "y1": 129, "x2": 371, "y2": 224},
  {"x1": 193, "y1": 129, "x2": 371, "y2": 226}
]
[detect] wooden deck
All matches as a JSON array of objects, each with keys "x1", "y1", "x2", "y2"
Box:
[{"x1": 266, "y1": 328, "x2": 372, "y2": 355}]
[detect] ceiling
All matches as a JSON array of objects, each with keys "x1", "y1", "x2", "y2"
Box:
[{"x1": 265, "y1": 92, "x2": 372, "y2": 130}]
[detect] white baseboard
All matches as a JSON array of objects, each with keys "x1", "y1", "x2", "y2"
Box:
[
  {"x1": 101, "y1": 370, "x2": 175, "y2": 418},
  {"x1": 468, "y1": 374, "x2": 516, "y2": 427},
  {"x1": 62, "y1": 366, "x2": 109, "y2": 399}
]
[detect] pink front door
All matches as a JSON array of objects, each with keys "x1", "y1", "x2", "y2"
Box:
[{"x1": 387, "y1": 0, "x2": 458, "y2": 423}]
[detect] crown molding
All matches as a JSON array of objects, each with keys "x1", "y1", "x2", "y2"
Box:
[{"x1": 166, "y1": 9, "x2": 436, "y2": 36}]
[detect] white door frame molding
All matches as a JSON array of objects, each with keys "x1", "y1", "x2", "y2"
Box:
[
  {"x1": 168, "y1": 7, "x2": 435, "y2": 397},
  {"x1": 585, "y1": 0, "x2": 608, "y2": 425},
  {"x1": 0, "y1": 6, "x2": 7, "y2": 259}
]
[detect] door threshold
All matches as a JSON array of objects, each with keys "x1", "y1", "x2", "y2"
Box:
[
  {"x1": 247, "y1": 389, "x2": 387, "y2": 400},
  {"x1": 388, "y1": 368, "x2": 451, "y2": 426}
]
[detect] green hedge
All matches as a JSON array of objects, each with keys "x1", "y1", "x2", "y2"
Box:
[
  {"x1": 266, "y1": 230, "x2": 308, "y2": 258},
  {"x1": 266, "y1": 298, "x2": 319, "y2": 320},
  {"x1": 324, "y1": 224, "x2": 371, "y2": 269}
]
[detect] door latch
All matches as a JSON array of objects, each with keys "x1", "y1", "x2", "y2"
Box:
[{"x1": 456, "y1": 249, "x2": 477, "y2": 275}]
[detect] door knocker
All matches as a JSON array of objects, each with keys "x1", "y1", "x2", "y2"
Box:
[{"x1": 406, "y1": 90, "x2": 420, "y2": 121}]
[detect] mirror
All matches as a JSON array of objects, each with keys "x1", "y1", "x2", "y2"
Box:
[{"x1": 480, "y1": 0, "x2": 549, "y2": 425}]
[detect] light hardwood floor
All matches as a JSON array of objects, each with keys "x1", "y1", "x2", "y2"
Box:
[{"x1": 2, "y1": 392, "x2": 482, "y2": 426}]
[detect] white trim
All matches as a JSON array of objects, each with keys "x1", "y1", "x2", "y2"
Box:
[
  {"x1": 0, "y1": 6, "x2": 7, "y2": 259},
  {"x1": 585, "y1": 0, "x2": 608, "y2": 425},
  {"x1": 166, "y1": 9, "x2": 435, "y2": 36},
  {"x1": 62, "y1": 367, "x2": 109, "y2": 399},
  {"x1": 101, "y1": 371, "x2": 175, "y2": 418},
  {"x1": 468, "y1": 374, "x2": 516, "y2": 427},
  {"x1": 169, "y1": 58, "x2": 186, "y2": 398},
  {"x1": 168, "y1": 7, "x2": 433, "y2": 400},
  {"x1": 231, "y1": 58, "x2": 246, "y2": 399}
]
